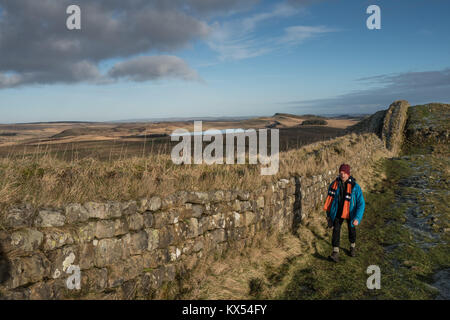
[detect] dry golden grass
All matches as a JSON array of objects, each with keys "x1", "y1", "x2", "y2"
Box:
[
  {"x1": 0, "y1": 132, "x2": 389, "y2": 208},
  {"x1": 182, "y1": 232, "x2": 307, "y2": 299}
]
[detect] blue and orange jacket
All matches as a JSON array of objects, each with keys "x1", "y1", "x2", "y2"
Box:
[{"x1": 326, "y1": 177, "x2": 365, "y2": 227}]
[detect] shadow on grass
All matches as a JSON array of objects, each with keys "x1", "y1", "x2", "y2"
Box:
[{"x1": 312, "y1": 252, "x2": 331, "y2": 262}]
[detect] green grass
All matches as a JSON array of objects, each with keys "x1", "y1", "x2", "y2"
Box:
[{"x1": 407, "y1": 103, "x2": 450, "y2": 131}]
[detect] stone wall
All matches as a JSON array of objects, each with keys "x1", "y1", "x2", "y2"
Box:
[
  {"x1": 347, "y1": 100, "x2": 410, "y2": 154},
  {"x1": 0, "y1": 137, "x2": 386, "y2": 300},
  {"x1": 381, "y1": 100, "x2": 410, "y2": 153},
  {"x1": 0, "y1": 100, "x2": 409, "y2": 300},
  {"x1": 0, "y1": 183, "x2": 300, "y2": 299}
]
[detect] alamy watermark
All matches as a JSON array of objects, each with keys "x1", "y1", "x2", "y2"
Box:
[
  {"x1": 170, "y1": 121, "x2": 279, "y2": 176},
  {"x1": 52, "y1": 252, "x2": 81, "y2": 290},
  {"x1": 367, "y1": 5, "x2": 381, "y2": 30},
  {"x1": 366, "y1": 265, "x2": 381, "y2": 289},
  {"x1": 66, "y1": 5, "x2": 81, "y2": 30},
  {"x1": 66, "y1": 4, "x2": 381, "y2": 31}
]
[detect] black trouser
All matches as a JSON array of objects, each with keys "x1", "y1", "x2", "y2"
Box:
[{"x1": 332, "y1": 217, "x2": 356, "y2": 247}]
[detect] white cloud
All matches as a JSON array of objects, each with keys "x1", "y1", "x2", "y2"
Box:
[
  {"x1": 278, "y1": 25, "x2": 337, "y2": 45},
  {"x1": 206, "y1": 2, "x2": 335, "y2": 61}
]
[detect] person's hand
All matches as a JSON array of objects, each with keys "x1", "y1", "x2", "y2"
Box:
[{"x1": 353, "y1": 220, "x2": 359, "y2": 226}]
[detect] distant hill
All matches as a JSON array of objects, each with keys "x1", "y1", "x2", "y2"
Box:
[
  {"x1": 273, "y1": 113, "x2": 325, "y2": 120},
  {"x1": 112, "y1": 116, "x2": 256, "y2": 123}
]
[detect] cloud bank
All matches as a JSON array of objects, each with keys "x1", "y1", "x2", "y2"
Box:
[
  {"x1": 0, "y1": 0, "x2": 242, "y2": 88},
  {"x1": 0, "y1": 0, "x2": 336, "y2": 88},
  {"x1": 284, "y1": 68, "x2": 450, "y2": 114}
]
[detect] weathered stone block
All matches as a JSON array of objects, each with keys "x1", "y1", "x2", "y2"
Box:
[
  {"x1": 4, "y1": 203, "x2": 34, "y2": 229},
  {"x1": 42, "y1": 229, "x2": 73, "y2": 251},
  {"x1": 84, "y1": 202, "x2": 122, "y2": 220},
  {"x1": 145, "y1": 228, "x2": 159, "y2": 251},
  {"x1": 142, "y1": 249, "x2": 167, "y2": 269},
  {"x1": 122, "y1": 200, "x2": 137, "y2": 215},
  {"x1": 29, "y1": 281, "x2": 54, "y2": 300},
  {"x1": 124, "y1": 231, "x2": 148, "y2": 255},
  {"x1": 9, "y1": 229, "x2": 43, "y2": 252},
  {"x1": 161, "y1": 191, "x2": 189, "y2": 209},
  {"x1": 163, "y1": 264, "x2": 176, "y2": 282},
  {"x1": 45, "y1": 279, "x2": 68, "y2": 300},
  {"x1": 186, "y1": 191, "x2": 209, "y2": 204},
  {"x1": 186, "y1": 218, "x2": 199, "y2": 239},
  {"x1": 192, "y1": 204, "x2": 203, "y2": 218},
  {"x1": 106, "y1": 201, "x2": 123, "y2": 218},
  {"x1": 199, "y1": 216, "x2": 212, "y2": 232},
  {"x1": 211, "y1": 213, "x2": 226, "y2": 229},
  {"x1": 94, "y1": 238, "x2": 123, "y2": 268},
  {"x1": 82, "y1": 267, "x2": 108, "y2": 292},
  {"x1": 146, "y1": 267, "x2": 165, "y2": 289},
  {"x1": 138, "y1": 197, "x2": 162, "y2": 212},
  {"x1": 65, "y1": 204, "x2": 89, "y2": 224},
  {"x1": 35, "y1": 210, "x2": 65, "y2": 227},
  {"x1": 79, "y1": 242, "x2": 95, "y2": 270},
  {"x1": 114, "y1": 218, "x2": 129, "y2": 236},
  {"x1": 143, "y1": 211, "x2": 154, "y2": 228},
  {"x1": 94, "y1": 220, "x2": 115, "y2": 239},
  {"x1": 148, "y1": 197, "x2": 162, "y2": 211},
  {"x1": 108, "y1": 255, "x2": 143, "y2": 288},
  {"x1": 233, "y1": 212, "x2": 243, "y2": 228},
  {"x1": 210, "y1": 190, "x2": 225, "y2": 202},
  {"x1": 127, "y1": 213, "x2": 144, "y2": 231},
  {"x1": 152, "y1": 211, "x2": 174, "y2": 229},
  {"x1": 158, "y1": 225, "x2": 175, "y2": 249},
  {"x1": 6, "y1": 253, "x2": 51, "y2": 289},
  {"x1": 77, "y1": 222, "x2": 96, "y2": 243}
]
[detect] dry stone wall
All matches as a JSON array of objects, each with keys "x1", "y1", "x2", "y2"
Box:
[{"x1": 0, "y1": 185, "x2": 299, "y2": 299}]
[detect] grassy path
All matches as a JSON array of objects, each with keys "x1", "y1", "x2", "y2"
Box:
[{"x1": 278, "y1": 142, "x2": 449, "y2": 299}]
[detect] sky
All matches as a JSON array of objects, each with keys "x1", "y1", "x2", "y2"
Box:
[{"x1": 0, "y1": 0, "x2": 449, "y2": 123}]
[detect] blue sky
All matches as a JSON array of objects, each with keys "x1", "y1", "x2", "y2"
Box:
[{"x1": 0, "y1": 0, "x2": 449, "y2": 123}]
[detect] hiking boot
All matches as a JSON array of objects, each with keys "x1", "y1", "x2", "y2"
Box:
[
  {"x1": 350, "y1": 247, "x2": 356, "y2": 257},
  {"x1": 329, "y1": 251, "x2": 339, "y2": 262}
]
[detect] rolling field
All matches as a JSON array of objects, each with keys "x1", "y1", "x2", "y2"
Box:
[{"x1": 0, "y1": 114, "x2": 357, "y2": 161}]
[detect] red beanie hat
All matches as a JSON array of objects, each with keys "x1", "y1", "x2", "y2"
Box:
[{"x1": 339, "y1": 164, "x2": 350, "y2": 175}]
